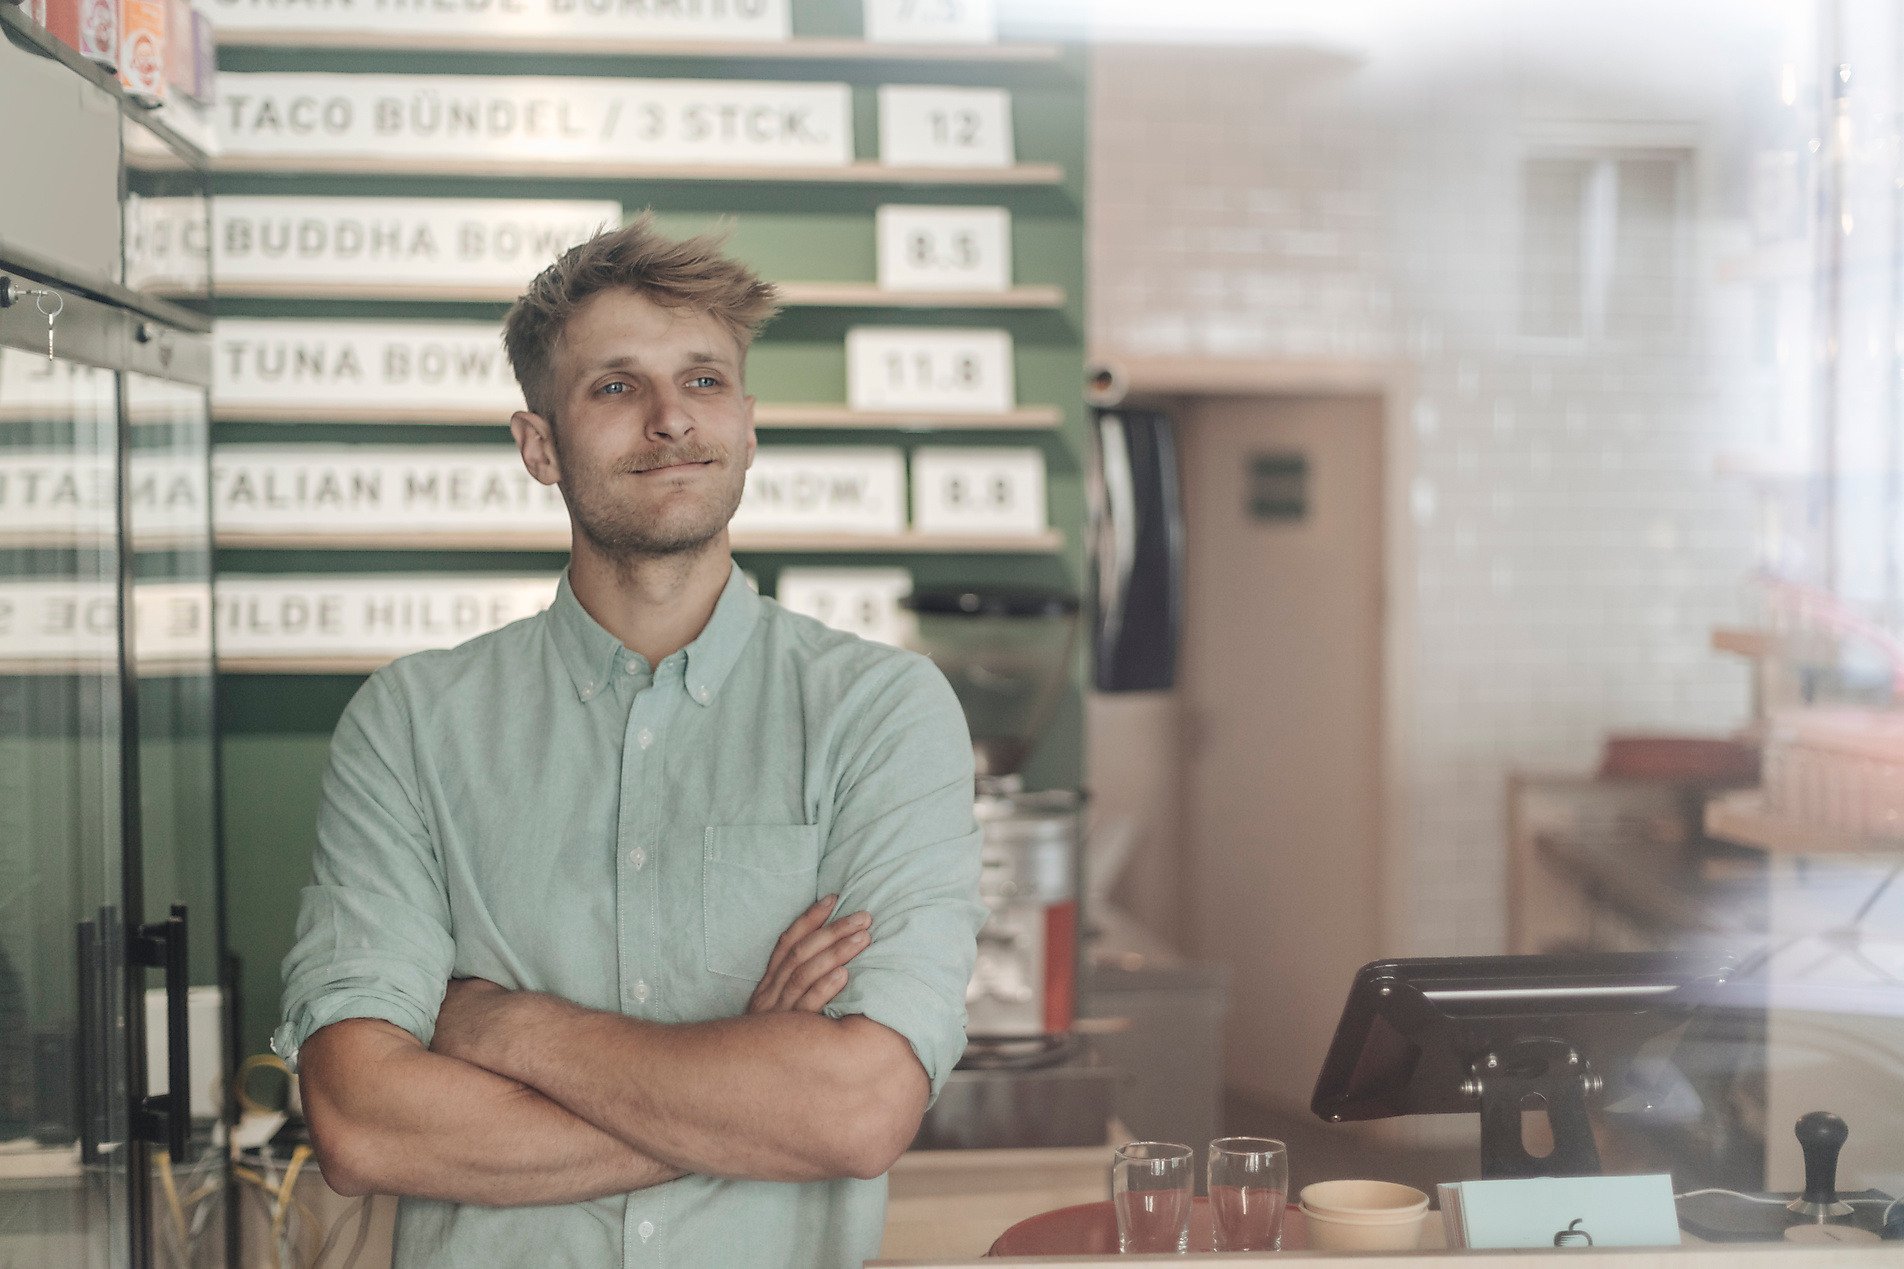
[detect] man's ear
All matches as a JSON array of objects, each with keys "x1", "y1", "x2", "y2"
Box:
[
  {"x1": 511, "y1": 409, "x2": 560, "y2": 486},
  {"x1": 741, "y1": 393, "x2": 758, "y2": 470}
]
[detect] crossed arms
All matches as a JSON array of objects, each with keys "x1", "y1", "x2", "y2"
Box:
[{"x1": 302, "y1": 897, "x2": 927, "y2": 1205}]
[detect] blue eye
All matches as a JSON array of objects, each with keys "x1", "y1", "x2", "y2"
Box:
[
  {"x1": 689, "y1": 376, "x2": 720, "y2": 389},
  {"x1": 602, "y1": 382, "x2": 627, "y2": 395}
]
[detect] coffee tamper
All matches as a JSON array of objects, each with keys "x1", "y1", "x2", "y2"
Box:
[{"x1": 1788, "y1": 1111, "x2": 1854, "y2": 1219}]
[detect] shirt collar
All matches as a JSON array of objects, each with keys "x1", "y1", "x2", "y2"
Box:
[{"x1": 547, "y1": 563, "x2": 761, "y2": 707}]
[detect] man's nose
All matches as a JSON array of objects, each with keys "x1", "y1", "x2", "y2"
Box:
[{"x1": 643, "y1": 387, "x2": 694, "y2": 441}]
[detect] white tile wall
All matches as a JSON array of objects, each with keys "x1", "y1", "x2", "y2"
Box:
[{"x1": 1089, "y1": 16, "x2": 1776, "y2": 955}]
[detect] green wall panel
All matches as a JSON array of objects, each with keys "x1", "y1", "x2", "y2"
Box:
[{"x1": 214, "y1": 7, "x2": 1090, "y2": 1065}]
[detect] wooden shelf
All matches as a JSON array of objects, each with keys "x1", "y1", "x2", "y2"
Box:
[
  {"x1": 215, "y1": 30, "x2": 1064, "y2": 63},
  {"x1": 220, "y1": 655, "x2": 394, "y2": 675},
  {"x1": 215, "y1": 528, "x2": 1063, "y2": 553},
  {"x1": 211, "y1": 402, "x2": 1064, "y2": 430},
  {"x1": 202, "y1": 280, "x2": 1067, "y2": 309},
  {"x1": 1705, "y1": 789, "x2": 1904, "y2": 856},
  {"x1": 1107, "y1": 353, "x2": 1400, "y2": 398},
  {"x1": 211, "y1": 155, "x2": 1065, "y2": 186}
]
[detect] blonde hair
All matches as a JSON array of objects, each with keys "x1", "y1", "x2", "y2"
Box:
[{"x1": 502, "y1": 214, "x2": 780, "y2": 420}]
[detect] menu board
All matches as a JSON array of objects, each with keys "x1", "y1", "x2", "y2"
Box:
[
  {"x1": 217, "y1": 74, "x2": 854, "y2": 167},
  {"x1": 213, "y1": 446, "x2": 566, "y2": 538},
  {"x1": 217, "y1": 575, "x2": 559, "y2": 663},
  {"x1": 211, "y1": 197, "x2": 621, "y2": 289},
  {"x1": 214, "y1": 320, "x2": 524, "y2": 416},
  {"x1": 205, "y1": 0, "x2": 793, "y2": 41},
  {"x1": 209, "y1": 444, "x2": 917, "y2": 542}
]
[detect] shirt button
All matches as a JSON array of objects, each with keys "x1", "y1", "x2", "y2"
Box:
[
  {"x1": 694, "y1": 685, "x2": 710, "y2": 703},
  {"x1": 624, "y1": 660, "x2": 641, "y2": 676},
  {"x1": 629, "y1": 846, "x2": 646, "y2": 870},
  {"x1": 637, "y1": 727, "x2": 653, "y2": 749},
  {"x1": 633, "y1": 979, "x2": 650, "y2": 1003},
  {"x1": 638, "y1": 1220, "x2": 655, "y2": 1241}
]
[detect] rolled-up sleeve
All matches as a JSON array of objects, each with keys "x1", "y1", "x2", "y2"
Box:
[
  {"x1": 272, "y1": 670, "x2": 455, "y2": 1071},
  {"x1": 817, "y1": 655, "x2": 986, "y2": 1102}
]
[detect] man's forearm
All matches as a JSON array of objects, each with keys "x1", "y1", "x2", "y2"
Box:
[
  {"x1": 464, "y1": 999, "x2": 926, "y2": 1184},
  {"x1": 300, "y1": 1018, "x2": 681, "y2": 1206}
]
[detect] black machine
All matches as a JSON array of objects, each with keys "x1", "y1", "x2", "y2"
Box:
[{"x1": 1310, "y1": 953, "x2": 1733, "y2": 1179}]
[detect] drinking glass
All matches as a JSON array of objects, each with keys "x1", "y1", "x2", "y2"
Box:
[
  {"x1": 1112, "y1": 1141, "x2": 1194, "y2": 1253},
  {"x1": 1207, "y1": 1136, "x2": 1289, "y2": 1252}
]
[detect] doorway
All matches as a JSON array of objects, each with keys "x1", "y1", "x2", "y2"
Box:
[{"x1": 1175, "y1": 392, "x2": 1387, "y2": 1115}]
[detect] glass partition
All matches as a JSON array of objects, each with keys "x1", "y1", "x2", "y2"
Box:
[{"x1": 0, "y1": 310, "x2": 133, "y2": 1267}]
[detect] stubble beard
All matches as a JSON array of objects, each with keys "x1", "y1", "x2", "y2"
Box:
[{"x1": 559, "y1": 440, "x2": 748, "y2": 562}]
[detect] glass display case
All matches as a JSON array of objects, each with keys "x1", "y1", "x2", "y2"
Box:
[{"x1": 0, "y1": 8, "x2": 226, "y2": 1266}]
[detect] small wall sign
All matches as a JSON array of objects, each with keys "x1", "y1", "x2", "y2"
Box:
[
  {"x1": 845, "y1": 327, "x2": 1015, "y2": 414},
  {"x1": 774, "y1": 567, "x2": 914, "y2": 646},
  {"x1": 217, "y1": 73, "x2": 853, "y2": 167},
  {"x1": 877, "y1": 85, "x2": 1013, "y2": 168},
  {"x1": 1249, "y1": 452, "x2": 1309, "y2": 522},
  {"x1": 863, "y1": 0, "x2": 995, "y2": 43},
  {"x1": 909, "y1": 445, "x2": 1046, "y2": 536},
  {"x1": 875, "y1": 205, "x2": 1011, "y2": 292}
]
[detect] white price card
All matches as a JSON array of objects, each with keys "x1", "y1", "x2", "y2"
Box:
[
  {"x1": 876, "y1": 205, "x2": 1010, "y2": 292},
  {"x1": 212, "y1": 197, "x2": 619, "y2": 290},
  {"x1": 863, "y1": 0, "x2": 996, "y2": 44},
  {"x1": 846, "y1": 327, "x2": 1014, "y2": 414},
  {"x1": 877, "y1": 85, "x2": 1013, "y2": 168},
  {"x1": 775, "y1": 568, "x2": 915, "y2": 647},
  {"x1": 733, "y1": 448, "x2": 907, "y2": 535},
  {"x1": 910, "y1": 447, "x2": 1047, "y2": 537}
]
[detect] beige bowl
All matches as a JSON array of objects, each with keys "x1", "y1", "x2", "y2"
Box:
[
  {"x1": 1302, "y1": 1207, "x2": 1428, "y2": 1252},
  {"x1": 1299, "y1": 1180, "x2": 1430, "y2": 1219},
  {"x1": 1299, "y1": 1180, "x2": 1431, "y2": 1251}
]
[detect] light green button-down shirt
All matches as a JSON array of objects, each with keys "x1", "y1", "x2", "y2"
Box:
[{"x1": 274, "y1": 564, "x2": 986, "y2": 1269}]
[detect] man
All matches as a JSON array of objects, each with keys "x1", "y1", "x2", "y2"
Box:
[{"x1": 273, "y1": 217, "x2": 987, "y2": 1268}]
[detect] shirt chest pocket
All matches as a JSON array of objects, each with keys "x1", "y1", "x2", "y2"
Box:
[{"x1": 702, "y1": 824, "x2": 823, "y2": 981}]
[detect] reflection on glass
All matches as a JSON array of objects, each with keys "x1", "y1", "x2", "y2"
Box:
[
  {"x1": 126, "y1": 369, "x2": 224, "y2": 1264},
  {"x1": 0, "y1": 341, "x2": 131, "y2": 1265},
  {"x1": 122, "y1": 116, "x2": 210, "y2": 307}
]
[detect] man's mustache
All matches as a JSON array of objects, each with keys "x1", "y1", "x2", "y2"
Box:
[{"x1": 623, "y1": 442, "x2": 727, "y2": 473}]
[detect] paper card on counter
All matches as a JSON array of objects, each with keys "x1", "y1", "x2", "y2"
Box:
[{"x1": 1438, "y1": 1174, "x2": 1680, "y2": 1249}]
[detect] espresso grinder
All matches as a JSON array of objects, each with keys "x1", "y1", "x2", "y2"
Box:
[{"x1": 901, "y1": 590, "x2": 1084, "y2": 1069}]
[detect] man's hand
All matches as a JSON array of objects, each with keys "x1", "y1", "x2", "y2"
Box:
[
  {"x1": 431, "y1": 976, "x2": 522, "y2": 1071},
  {"x1": 747, "y1": 894, "x2": 872, "y2": 1014}
]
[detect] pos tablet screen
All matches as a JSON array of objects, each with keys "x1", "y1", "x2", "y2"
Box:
[{"x1": 1310, "y1": 953, "x2": 1733, "y2": 1177}]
